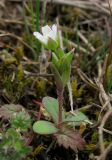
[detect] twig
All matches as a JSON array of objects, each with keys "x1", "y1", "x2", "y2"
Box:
[
  {"x1": 91, "y1": 1, "x2": 110, "y2": 15},
  {"x1": 101, "y1": 128, "x2": 112, "y2": 135},
  {"x1": 24, "y1": 70, "x2": 53, "y2": 77},
  {"x1": 99, "y1": 109, "x2": 112, "y2": 154},
  {"x1": 99, "y1": 143, "x2": 112, "y2": 160},
  {"x1": 95, "y1": 79, "x2": 111, "y2": 110}
]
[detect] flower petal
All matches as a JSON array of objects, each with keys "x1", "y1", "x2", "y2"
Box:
[
  {"x1": 47, "y1": 24, "x2": 57, "y2": 41},
  {"x1": 33, "y1": 32, "x2": 48, "y2": 44},
  {"x1": 48, "y1": 31, "x2": 56, "y2": 41},
  {"x1": 42, "y1": 25, "x2": 51, "y2": 35},
  {"x1": 52, "y1": 25, "x2": 57, "y2": 34}
]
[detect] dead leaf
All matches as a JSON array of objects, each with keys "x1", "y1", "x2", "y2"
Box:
[
  {"x1": 0, "y1": 104, "x2": 27, "y2": 119},
  {"x1": 55, "y1": 126, "x2": 85, "y2": 152}
]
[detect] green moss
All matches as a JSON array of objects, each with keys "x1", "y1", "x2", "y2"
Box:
[
  {"x1": 35, "y1": 78, "x2": 47, "y2": 97},
  {"x1": 71, "y1": 79, "x2": 84, "y2": 98}
]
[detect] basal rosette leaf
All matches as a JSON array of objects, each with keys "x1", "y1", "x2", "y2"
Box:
[
  {"x1": 64, "y1": 111, "x2": 89, "y2": 126},
  {"x1": 33, "y1": 120, "x2": 59, "y2": 135},
  {"x1": 42, "y1": 96, "x2": 65, "y2": 124}
]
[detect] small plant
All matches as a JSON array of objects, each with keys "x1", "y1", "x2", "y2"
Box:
[
  {"x1": 0, "y1": 104, "x2": 32, "y2": 160},
  {"x1": 33, "y1": 24, "x2": 90, "y2": 151}
]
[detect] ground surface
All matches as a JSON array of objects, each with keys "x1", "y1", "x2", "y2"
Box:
[{"x1": 0, "y1": 0, "x2": 112, "y2": 160}]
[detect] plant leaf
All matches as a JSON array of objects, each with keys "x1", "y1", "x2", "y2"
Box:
[
  {"x1": 55, "y1": 48, "x2": 65, "y2": 58},
  {"x1": 52, "y1": 52, "x2": 60, "y2": 70},
  {"x1": 47, "y1": 38, "x2": 58, "y2": 51},
  {"x1": 0, "y1": 104, "x2": 31, "y2": 131},
  {"x1": 50, "y1": 63, "x2": 63, "y2": 89},
  {"x1": 64, "y1": 111, "x2": 88, "y2": 125},
  {"x1": 10, "y1": 112, "x2": 31, "y2": 131},
  {"x1": 33, "y1": 120, "x2": 58, "y2": 135},
  {"x1": 6, "y1": 128, "x2": 20, "y2": 140},
  {"x1": 59, "y1": 52, "x2": 73, "y2": 86},
  {"x1": 42, "y1": 96, "x2": 65, "y2": 124},
  {"x1": 59, "y1": 52, "x2": 73, "y2": 74},
  {"x1": 0, "y1": 104, "x2": 25, "y2": 119},
  {"x1": 55, "y1": 126, "x2": 85, "y2": 151},
  {"x1": 61, "y1": 64, "x2": 71, "y2": 86}
]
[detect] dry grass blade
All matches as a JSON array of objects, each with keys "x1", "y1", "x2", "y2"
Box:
[
  {"x1": 64, "y1": 38, "x2": 89, "y2": 54},
  {"x1": 42, "y1": 0, "x2": 111, "y2": 15},
  {"x1": 75, "y1": 30, "x2": 95, "y2": 53},
  {"x1": 95, "y1": 79, "x2": 111, "y2": 110},
  {"x1": 0, "y1": 30, "x2": 36, "y2": 55},
  {"x1": 77, "y1": 68, "x2": 98, "y2": 90}
]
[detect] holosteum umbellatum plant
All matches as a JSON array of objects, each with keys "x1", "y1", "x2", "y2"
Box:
[{"x1": 33, "y1": 24, "x2": 89, "y2": 151}]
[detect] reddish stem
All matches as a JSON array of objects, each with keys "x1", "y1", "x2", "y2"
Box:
[{"x1": 57, "y1": 88, "x2": 64, "y2": 127}]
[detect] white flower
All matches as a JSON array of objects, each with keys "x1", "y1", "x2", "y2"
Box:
[{"x1": 33, "y1": 24, "x2": 57, "y2": 45}]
